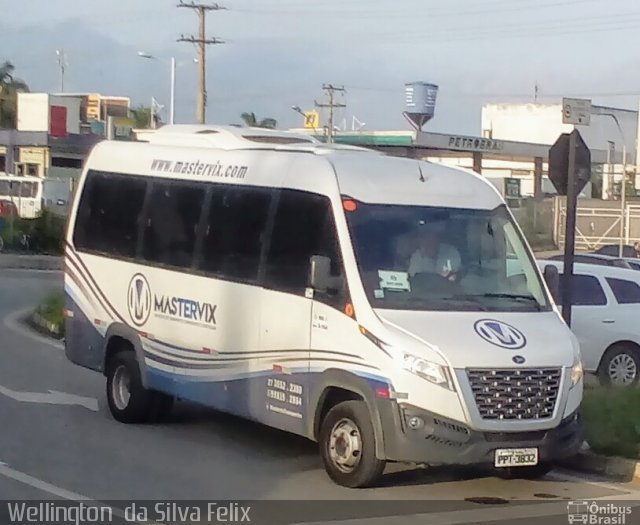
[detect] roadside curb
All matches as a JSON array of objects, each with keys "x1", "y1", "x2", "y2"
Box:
[
  {"x1": 561, "y1": 451, "x2": 640, "y2": 481},
  {"x1": 0, "y1": 254, "x2": 63, "y2": 271},
  {"x1": 29, "y1": 311, "x2": 64, "y2": 341}
]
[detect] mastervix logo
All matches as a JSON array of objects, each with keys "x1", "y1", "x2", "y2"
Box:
[{"x1": 127, "y1": 274, "x2": 152, "y2": 327}]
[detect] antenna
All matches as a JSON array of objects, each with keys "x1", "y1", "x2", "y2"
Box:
[
  {"x1": 417, "y1": 161, "x2": 425, "y2": 183},
  {"x1": 55, "y1": 50, "x2": 67, "y2": 92},
  {"x1": 352, "y1": 115, "x2": 366, "y2": 131}
]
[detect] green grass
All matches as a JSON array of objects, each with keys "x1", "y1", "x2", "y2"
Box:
[
  {"x1": 36, "y1": 291, "x2": 65, "y2": 330},
  {"x1": 582, "y1": 387, "x2": 640, "y2": 459}
]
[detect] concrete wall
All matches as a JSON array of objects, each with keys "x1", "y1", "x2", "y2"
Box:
[
  {"x1": 17, "y1": 93, "x2": 82, "y2": 134},
  {"x1": 50, "y1": 95, "x2": 81, "y2": 135},
  {"x1": 17, "y1": 93, "x2": 49, "y2": 132}
]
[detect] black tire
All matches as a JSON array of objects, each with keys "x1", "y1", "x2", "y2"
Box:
[
  {"x1": 106, "y1": 350, "x2": 157, "y2": 424},
  {"x1": 497, "y1": 462, "x2": 553, "y2": 480},
  {"x1": 149, "y1": 392, "x2": 174, "y2": 422},
  {"x1": 319, "y1": 400, "x2": 386, "y2": 488},
  {"x1": 597, "y1": 344, "x2": 640, "y2": 387}
]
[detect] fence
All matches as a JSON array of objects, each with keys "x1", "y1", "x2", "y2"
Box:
[{"x1": 554, "y1": 198, "x2": 640, "y2": 250}]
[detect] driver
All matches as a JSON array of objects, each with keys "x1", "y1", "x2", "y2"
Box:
[{"x1": 407, "y1": 222, "x2": 461, "y2": 280}]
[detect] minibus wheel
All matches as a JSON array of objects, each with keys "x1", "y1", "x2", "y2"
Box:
[
  {"x1": 497, "y1": 462, "x2": 553, "y2": 480},
  {"x1": 106, "y1": 350, "x2": 157, "y2": 424},
  {"x1": 150, "y1": 393, "x2": 174, "y2": 421},
  {"x1": 319, "y1": 400, "x2": 385, "y2": 488}
]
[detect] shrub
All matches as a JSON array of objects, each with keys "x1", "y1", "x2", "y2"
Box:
[
  {"x1": 36, "y1": 291, "x2": 65, "y2": 327},
  {"x1": 582, "y1": 387, "x2": 640, "y2": 459},
  {"x1": 0, "y1": 210, "x2": 65, "y2": 254}
]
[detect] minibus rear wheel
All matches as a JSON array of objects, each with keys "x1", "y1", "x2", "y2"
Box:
[
  {"x1": 319, "y1": 400, "x2": 386, "y2": 488},
  {"x1": 106, "y1": 350, "x2": 158, "y2": 424}
]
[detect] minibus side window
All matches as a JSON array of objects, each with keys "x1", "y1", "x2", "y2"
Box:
[
  {"x1": 73, "y1": 171, "x2": 147, "y2": 258},
  {"x1": 264, "y1": 189, "x2": 345, "y2": 308},
  {"x1": 141, "y1": 181, "x2": 206, "y2": 269},
  {"x1": 199, "y1": 185, "x2": 271, "y2": 283}
]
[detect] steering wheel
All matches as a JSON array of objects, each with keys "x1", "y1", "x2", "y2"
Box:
[{"x1": 410, "y1": 271, "x2": 459, "y2": 294}]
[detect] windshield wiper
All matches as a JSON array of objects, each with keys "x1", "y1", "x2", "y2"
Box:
[{"x1": 467, "y1": 293, "x2": 543, "y2": 311}]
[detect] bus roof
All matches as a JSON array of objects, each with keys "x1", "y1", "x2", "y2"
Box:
[{"x1": 86, "y1": 125, "x2": 505, "y2": 210}]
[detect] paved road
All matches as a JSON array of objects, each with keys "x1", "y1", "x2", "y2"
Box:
[{"x1": 0, "y1": 270, "x2": 639, "y2": 525}]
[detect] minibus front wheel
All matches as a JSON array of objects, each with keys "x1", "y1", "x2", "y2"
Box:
[{"x1": 319, "y1": 400, "x2": 386, "y2": 488}]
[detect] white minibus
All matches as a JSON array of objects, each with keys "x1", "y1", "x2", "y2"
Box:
[
  {"x1": 0, "y1": 174, "x2": 43, "y2": 219},
  {"x1": 64, "y1": 125, "x2": 583, "y2": 487}
]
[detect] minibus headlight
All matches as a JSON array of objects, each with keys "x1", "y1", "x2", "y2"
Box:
[
  {"x1": 402, "y1": 354, "x2": 455, "y2": 391},
  {"x1": 570, "y1": 359, "x2": 584, "y2": 388}
]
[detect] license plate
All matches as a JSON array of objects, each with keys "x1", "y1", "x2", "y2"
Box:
[{"x1": 494, "y1": 448, "x2": 538, "y2": 468}]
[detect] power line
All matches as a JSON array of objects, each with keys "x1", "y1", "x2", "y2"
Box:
[
  {"x1": 315, "y1": 84, "x2": 346, "y2": 143},
  {"x1": 234, "y1": 0, "x2": 601, "y2": 20},
  {"x1": 177, "y1": 1, "x2": 226, "y2": 124}
]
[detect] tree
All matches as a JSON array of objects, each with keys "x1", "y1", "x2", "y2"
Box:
[
  {"x1": 0, "y1": 61, "x2": 30, "y2": 129},
  {"x1": 130, "y1": 105, "x2": 161, "y2": 129},
  {"x1": 240, "y1": 112, "x2": 277, "y2": 129}
]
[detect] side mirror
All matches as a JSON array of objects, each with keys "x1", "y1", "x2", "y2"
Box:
[
  {"x1": 310, "y1": 255, "x2": 343, "y2": 293},
  {"x1": 543, "y1": 264, "x2": 560, "y2": 302}
]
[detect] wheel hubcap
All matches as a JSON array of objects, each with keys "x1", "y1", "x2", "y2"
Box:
[
  {"x1": 112, "y1": 365, "x2": 132, "y2": 410},
  {"x1": 328, "y1": 418, "x2": 362, "y2": 473},
  {"x1": 608, "y1": 353, "x2": 637, "y2": 386}
]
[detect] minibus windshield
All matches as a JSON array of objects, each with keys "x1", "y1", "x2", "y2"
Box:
[{"x1": 345, "y1": 201, "x2": 550, "y2": 312}]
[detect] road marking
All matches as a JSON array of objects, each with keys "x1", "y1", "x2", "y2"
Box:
[
  {"x1": 0, "y1": 384, "x2": 98, "y2": 411},
  {"x1": 296, "y1": 492, "x2": 640, "y2": 525},
  {"x1": 3, "y1": 307, "x2": 64, "y2": 350},
  {"x1": 0, "y1": 461, "x2": 160, "y2": 525},
  {"x1": 550, "y1": 470, "x2": 640, "y2": 494}
]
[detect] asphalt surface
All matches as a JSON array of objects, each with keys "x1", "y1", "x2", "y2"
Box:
[{"x1": 0, "y1": 269, "x2": 639, "y2": 525}]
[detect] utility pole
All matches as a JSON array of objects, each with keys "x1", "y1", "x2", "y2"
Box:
[
  {"x1": 177, "y1": 1, "x2": 226, "y2": 124},
  {"x1": 315, "y1": 84, "x2": 346, "y2": 143}
]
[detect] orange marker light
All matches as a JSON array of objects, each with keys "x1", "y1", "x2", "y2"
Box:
[
  {"x1": 343, "y1": 199, "x2": 358, "y2": 212},
  {"x1": 345, "y1": 303, "x2": 355, "y2": 318}
]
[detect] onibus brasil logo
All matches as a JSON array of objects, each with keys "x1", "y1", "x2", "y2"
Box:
[{"x1": 567, "y1": 501, "x2": 632, "y2": 524}]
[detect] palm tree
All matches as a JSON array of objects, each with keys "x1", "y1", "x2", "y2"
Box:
[
  {"x1": 0, "y1": 62, "x2": 29, "y2": 129},
  {"x1": 130, "y1": 105, "x2": 159, "y2": 129},
  {"x1": 240, "y1": 112, "x2": 277, "y2": 129}
]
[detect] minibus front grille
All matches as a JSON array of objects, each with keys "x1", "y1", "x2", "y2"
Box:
[{"x1": 466, "y1": 368, "x2": 561, "y2": 420}]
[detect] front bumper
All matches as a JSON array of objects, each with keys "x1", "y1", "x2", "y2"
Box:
[{"x1": 378, "y1": 401, "x2": 583, "y2": 465}]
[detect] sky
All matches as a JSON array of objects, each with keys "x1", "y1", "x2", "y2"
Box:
[{"x1": 2, "y1": 0, "x2": 640, "y2": 134}]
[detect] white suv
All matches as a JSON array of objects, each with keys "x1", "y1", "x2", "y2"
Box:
[{"x1": 538, "y1": 260, "x2": 640, "y2": 386}]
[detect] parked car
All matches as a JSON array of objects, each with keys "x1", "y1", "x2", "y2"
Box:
[
  {"x1": 622, "y1": 258, "x2": 640, "y2": 271},
  {"x1": 538, "y1": 260, "x2": 640, "y2": 386},
  {"x1": 594, "y1": 244, "x2": 640, "y2": 258},
  {"x1": 546, "y1": 253, "x2": 634, "y2": 270}
]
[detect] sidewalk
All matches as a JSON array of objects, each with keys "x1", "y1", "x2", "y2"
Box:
[{"x1": 0, "y1": 254, "x2": 63, "y2": 271}]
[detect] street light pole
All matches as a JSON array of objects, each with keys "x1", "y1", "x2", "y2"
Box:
[
  {"x1": 170, "y1": 57, "x2": 176, "y2": 125},
  {"x1": 138, "y1": 52, "x2": 177, "y2": 125},
  {"x1": 595, "y1": 110, "x2": 628, "y2": 257}
]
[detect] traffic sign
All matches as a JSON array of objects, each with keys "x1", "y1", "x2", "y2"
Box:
[
  {"x1": 562, "y1": 98, "x2": 591, "y2": 126},
  {"x1": 504, "y1": 178, "x2": 521, "y2": 199},
  {"x1": 303, "y1": 111, "x2": 320, "y2": 129},
  {"x1": 549, "y1": 129, "x2": 591, "y2": 327},
  {"x1": 549, "y1": 130, "x2": 591, "y2": 196}
]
